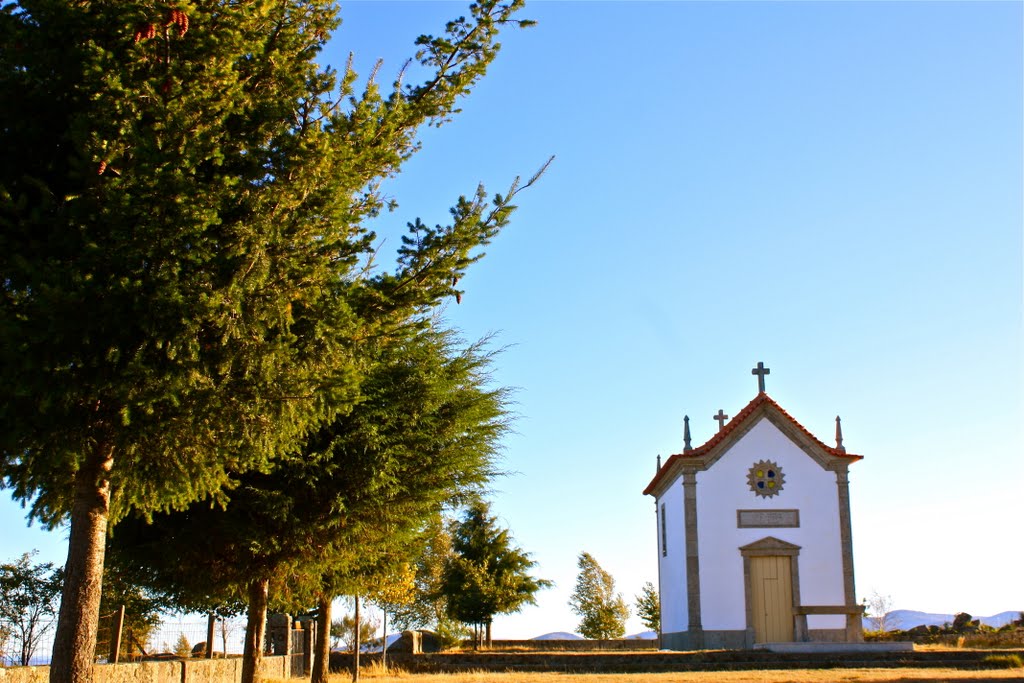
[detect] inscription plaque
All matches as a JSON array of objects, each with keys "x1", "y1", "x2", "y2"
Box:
[{"x1": 736, "y1": 509, "x2": 800, "y2": 528}]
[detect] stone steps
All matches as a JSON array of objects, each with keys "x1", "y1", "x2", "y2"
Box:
[{"x1": 346, "y1": 649, "x2": 1024, "y2": 674}]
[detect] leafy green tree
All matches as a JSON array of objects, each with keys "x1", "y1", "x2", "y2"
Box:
[
  {"x1": 390, "y1": 513, "x2": 455, "y2": 632},
  {"x1": 108, "y1": 324, "x2": 513, "y2": 681},
  {"x1": 568, "y1": 552, "x2": 630, "y2": 640},
  {"x1": 368, "y1": 561, "x2": 415, "y2": 638},
  {"x1": 442, "y1": 500, "x2": 550, "y2": 647},
  {"x1": 363, "y1": 561, "x2": 414, "y2": 673},
  {"x1": 0, "y1": 552, "x2": 63, "y2": 666},
  {"x1": 634, "y1": 581, "x2": 660, "y2": 633},
  {"x1": 0, "y1": 1, "x2": 535, "y2": 681},
  {"x1": 298, "y1": 324, "x2": 519, "y2": 683}
]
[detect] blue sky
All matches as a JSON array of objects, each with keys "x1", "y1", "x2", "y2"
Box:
[{"x1": 3, "y1": 1, "x2": 1021, "y2": 640}]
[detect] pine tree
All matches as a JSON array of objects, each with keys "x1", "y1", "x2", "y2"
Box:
[
  {"x1": 0, "y1": 2, "x2": 535, "y2": 682},
  {"x1": 568, "y1": 552, "x2": 630, "y2": 640},
  {"x1": 107, "y1": 325, "x2": 513, "y2": 682},
  {"x1": 172, "y1": 633, "x2": 191, "y2": 659},
  {"x1": 441, "y1": 500, "x2": 550, "y2": 647}
]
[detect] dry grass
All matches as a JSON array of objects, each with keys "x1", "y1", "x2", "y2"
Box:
[{"x1": 310, "y1": 667, "x2": 1024, "y2": 683}]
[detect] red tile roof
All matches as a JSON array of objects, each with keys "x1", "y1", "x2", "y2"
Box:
[{"x1": 643, "y1": 392, "x2": 863, "y2": 496}]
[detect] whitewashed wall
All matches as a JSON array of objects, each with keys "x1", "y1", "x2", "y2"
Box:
[
  {"x1": 696, "y1": 418, "x2": 846, "y2": 631},
  {"x1": 656, "y1": 478, "x2": 688, "y2": 633}
]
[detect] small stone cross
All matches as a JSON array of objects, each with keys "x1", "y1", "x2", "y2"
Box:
[
  {"x1": 713, "y1": 409, "x2": 729, "y2": 431},
  {"x1": 752, "y1": 361, "x2": 770, "y2": 393}
]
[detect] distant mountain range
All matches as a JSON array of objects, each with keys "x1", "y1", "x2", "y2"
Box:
[
  {"x1": 531, "y1": 630, "x2": 656, "y2": 640},
  {"x1": 375, "y1": 611, "x2": 1021, "y2": 646},
  {"x1": 866, "y1": 610, "x2": 1022, "y2": 631},
  {"x1": 532, "y1": 612, "x2": 1022, "y2": 641}
]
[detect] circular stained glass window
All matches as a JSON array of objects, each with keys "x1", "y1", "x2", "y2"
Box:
[{"x1": 747, "y1": 459, "x2": 785, "y2": 498}]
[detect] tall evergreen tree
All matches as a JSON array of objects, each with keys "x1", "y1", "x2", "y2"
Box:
[
  {"x1": 0, "y1": 2, "x2": 534, "y2": 681},
  {"x1": 441, "y1": 500, "x2": 550, "y2": 647},
  {"x1": 568, "y1": 552, "x2": 630, "y2": 640},
  {"x1": 107, "y1": 325, "x2": 512, "y2": 682}
]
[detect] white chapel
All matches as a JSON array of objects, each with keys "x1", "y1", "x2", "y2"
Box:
[{"x1": 644, "y1": 363, "x2": 864, "y2": 649}]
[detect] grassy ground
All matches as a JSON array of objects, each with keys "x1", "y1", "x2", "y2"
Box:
[{"x1": 312, "y1": 670, "x2": 1024, "y2": 683}]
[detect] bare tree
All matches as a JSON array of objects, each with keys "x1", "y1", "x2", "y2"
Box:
[
  {"x1": 863, "y1": 590, "x2": 894, "y2": 632},
  {"x1": 220, "y1": 617, "x2": 243, "y2": 657}
]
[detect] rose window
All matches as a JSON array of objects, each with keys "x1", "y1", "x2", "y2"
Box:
[{"x1": 747, "y1": 460, "x2": 785, "y2": 498}]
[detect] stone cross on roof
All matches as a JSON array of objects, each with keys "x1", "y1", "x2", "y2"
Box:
[
  {"x1": 752, "y1": 361, "x2": 770, "y2": 393},
  {"x1": 713, "y1": 409, "x2": 729, "y2": 432}
]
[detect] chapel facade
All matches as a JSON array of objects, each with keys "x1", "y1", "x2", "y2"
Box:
[{"x1": 644, "y1": 364, "x2": 864, "y2": 650}]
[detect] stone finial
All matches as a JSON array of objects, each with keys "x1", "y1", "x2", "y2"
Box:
[
  {"x1": 683, "y1": 415, "x2": 692, "y2": 452},
  {"x1": 835, "y1": 415, "x2": 846, "y2": 453},
  {"x1": 752, "y1": 361, "x2": 770, "y2": 393},
  {"x1": 713, "y1": 409, "x2": 729, "y2": 432},
  {"x1": 656, "y1": 454, "x2": 662, "y2": 472}
]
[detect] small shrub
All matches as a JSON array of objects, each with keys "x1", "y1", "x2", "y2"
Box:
[
  {"x1": 962, "y1": 628, "x2": 1024, "y2": 649},
  {"x1": 982, "y1": 653, "x2": 1024, "y2": 669},
  {"x1": 173, "y1": 633, "x2": 191, "y2": 658},
  {"x1": 434, "y1": 619, "x2": 470, "y2": 651}
]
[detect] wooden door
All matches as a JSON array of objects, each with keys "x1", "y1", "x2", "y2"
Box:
[{"x1": 750, "y1": 555, "x2": 794, "y2": 643}]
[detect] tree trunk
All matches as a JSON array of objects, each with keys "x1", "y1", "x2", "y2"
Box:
[
  {"x1": 351, "y1": 596, "x2": 360, "y2": 683},
  {"x1": 240, "y1": 577, "x2": 270, "y2": 683},
  {"x1": 206, "y1": 612, "x2": 215, "y2": 659},
  {"x1": 485, "y1": 618, "x2": 492, "y2": 649},
  {"x1": 380, "y1": 611, "x2": 387, "y2": 674},
  {"x1": 311, "y1": 594, "x2": 331, "y2": 683},
  {"x1": 50, "y1": 441, "x2": 114, "y2": 683}
]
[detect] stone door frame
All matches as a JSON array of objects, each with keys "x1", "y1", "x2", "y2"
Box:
[{"x1": 739, "y1": 536, "x2": 806, "y2": 646}]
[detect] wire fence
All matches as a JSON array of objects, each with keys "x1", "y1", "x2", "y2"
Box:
[
  {"x1": 1, "y1": 617, "x2": 248, "y2": 667},
  {"x1": 0, "y1": 620, "x2": 55, "y2": 667}
]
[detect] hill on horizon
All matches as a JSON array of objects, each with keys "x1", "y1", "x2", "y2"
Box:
[
  {"x1": 868, "y1": 610, "x2": 1022, "y2": 631},
  {"x1": 531, "y1": 630, "x2": 656, "y2": 640},
  {"x1": 532, "y1": 631, "x2": 583, "y2": 640},
  {"x1": 626, "y1": 631, "x2": 657, "y2": 639}
]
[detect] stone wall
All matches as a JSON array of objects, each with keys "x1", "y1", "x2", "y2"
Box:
[
  {"x1": 461, "y1": 639, "x2": 657, "y2": 651},
  {"x1": 0, "y1": 656, "x2": 292, "y2": 683},
  {"x1": 328, "y1": 649, "x2": 1022, "y2": 674}
]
